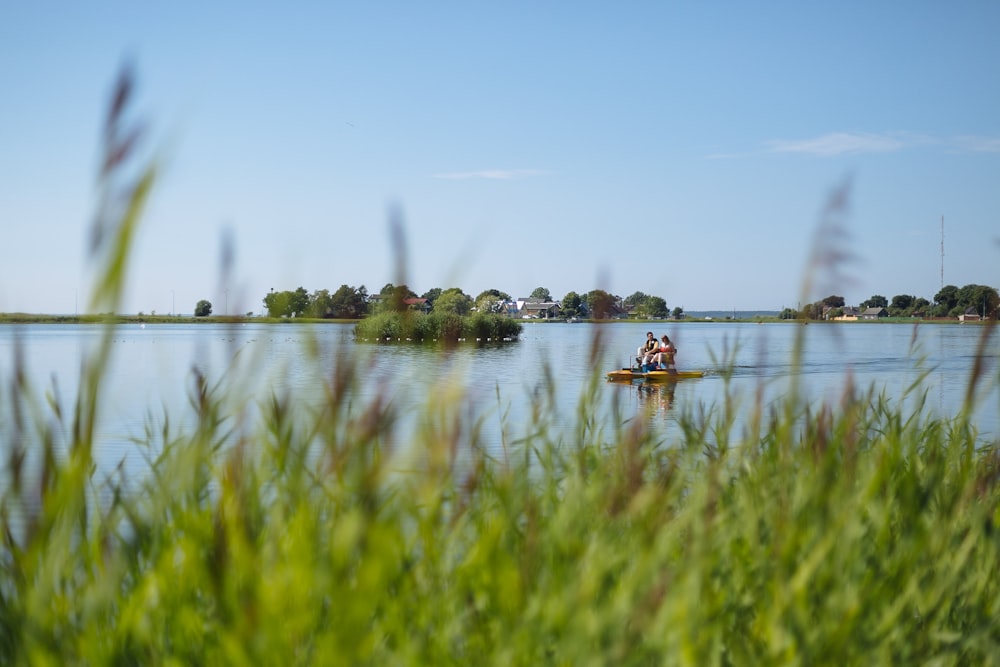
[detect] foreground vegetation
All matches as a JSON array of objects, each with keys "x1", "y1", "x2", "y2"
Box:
[
  {"x1": 3, "y1": 302, "x2": 1000, "y2": 665},
  {"x1": 2, "y1": 67, "x2": 1000, "y2": 665}
]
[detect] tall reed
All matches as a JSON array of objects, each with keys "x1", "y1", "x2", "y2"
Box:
[{"x1": 1, "y1": 68, "x2": 999, "y2": 666}]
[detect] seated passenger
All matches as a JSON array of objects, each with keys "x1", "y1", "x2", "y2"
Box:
[
  {"x1": 648, "y1": 334, "x2": 677, "y2": 371},
  {"x1": 636, "y1": 331, "x2": 658, "y2": 368}
]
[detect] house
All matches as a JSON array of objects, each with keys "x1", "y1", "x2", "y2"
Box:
[
  {"x1": 860, "y1": 307, "x2": 888, "y2": 320},
  {"x1": 608, "y1": 301, "x2": 629, "y2": 319},
  {"x1": 368, "y1": 295, "x2": 431, "y2": 313},
  {"x1": 832, "y1": 306, "x2": 859, "y2": 322},
  {"x1": 959, "y1": 308, "x2": 981, "y2": 323},
  {"x1": 519, "y1": 300, "x2": 562, "y2": 319},
  {"x1": 403, "y1": 297, "x2": 432, "y2": 313},
  {"x1": 497, "y1": 300, "x2": 520, "y2": 317}
]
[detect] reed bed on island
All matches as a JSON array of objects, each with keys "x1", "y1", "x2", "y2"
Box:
[
  {"x1": 2, "y1": 67, "x2": 1000, "y2": 666},
  {"x1": 354, "y1": 311, "x2": 523, "y2": 344}
]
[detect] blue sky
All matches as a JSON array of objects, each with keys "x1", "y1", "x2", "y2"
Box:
[{"x1": 2, "y1": 2, "x2": 998, "y2": 315}]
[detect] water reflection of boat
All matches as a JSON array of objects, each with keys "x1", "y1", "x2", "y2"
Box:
[
  {"x1": 637, "y1": 382, "x2": 676, "y2": 410},
  {"x1": 606, "y1": 368, "x2": 705, "y2": 382}
]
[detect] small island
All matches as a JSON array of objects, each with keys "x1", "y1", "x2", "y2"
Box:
[{"x1": 354, "y1": 312, "x2": 522, "y2": 344}]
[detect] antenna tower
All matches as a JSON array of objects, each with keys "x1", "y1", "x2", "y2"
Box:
[{"x1": 940, "y1": 215, "x2": 944, "y2": 289}]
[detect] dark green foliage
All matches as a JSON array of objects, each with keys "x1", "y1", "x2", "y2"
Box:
[
  {"x1": 861, "y1": 294, "x2": 888, "y2": 310},
  {"x1": 934, "y1": 284, "x2": 998, "y2": 318},
  {"x1": 822, "y1": 294, "x2": 845, "y2": 307},
  {"x1": 263, "y1": 287, "x2": 309, "y2": 318},
  {"x1": 194, "y1": 299, "x2": 212, "y2": 317},
  {"x1": 561, "y1": 291, "x2": 584, "y2": 318},
  {"x1": 624, "y1": 292, "x2": 669, "y2": 319},
  {"x1": 354, "y1": 312, "x2": 522, "y2": 343},
  {"x1": 530, "y1": 286, "x2": 551, "y2": 301},
  {"x1": 586, "y1": 289, "x2": 617, "y2": 319},
  {"x1": 432, "y1": 288, "x2": 472, "y2": 316}
]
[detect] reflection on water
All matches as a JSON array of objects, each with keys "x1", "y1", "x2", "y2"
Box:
[
  {"x1": 1, "y1": 321, "x2": 997, "y2": 478},
  {"x1": 636, "y1": 382, "x2": 677, "y2": 417},
  {"x1": 604, "y1": 380, "x2": 679, "y2": 419}
]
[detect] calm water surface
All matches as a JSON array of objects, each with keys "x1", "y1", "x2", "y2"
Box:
[{"x1": 1, "y1": 321, "x2": 997, "y2": 476}]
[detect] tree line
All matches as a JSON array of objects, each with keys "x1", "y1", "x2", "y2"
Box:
[
  {"x1": 783, "y1": 284, "x2": 999, "y2": 320},
  {"x1": 195, "y1": 282, "x2": 996, "y2": 321},
  {"x1": 259, "y1": 284, "x2": 683, "y2": 320}
]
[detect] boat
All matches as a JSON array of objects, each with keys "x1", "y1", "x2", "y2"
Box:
[{"x1": 606, "y1": 367, "x2": 705, "y2": 383}]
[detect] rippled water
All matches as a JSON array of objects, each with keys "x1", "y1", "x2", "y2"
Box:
[{"x1": 1, "y1": 321, "x2": 997, "y2": 477}]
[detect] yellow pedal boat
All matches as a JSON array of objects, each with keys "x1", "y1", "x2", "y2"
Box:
[{"x1": 606, "y1": 368, "x2": 705, "y2": 383}]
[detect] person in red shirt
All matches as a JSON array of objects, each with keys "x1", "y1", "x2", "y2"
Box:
[{"x1": 650, "y1": 335, "x2": 677, "y2": 372}]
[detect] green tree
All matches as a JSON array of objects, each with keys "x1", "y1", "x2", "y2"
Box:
[
  {"x1": 530, "y1": 287, "x2": 552, "y2": 301},
  {"x1": 560, "y1": 291, "x2": 583, "y2": 318},
  {"x1": 822, "y1": 295, "x2": 845, "y2": 308},
  {"x1": 624, "y1": 291, "x2": 649, "y2": 307},
  {"x1": 289, "y1": 287, "x2": 310, "y2": 318},
  {"x1": 860, "y1": 295, "x2": 888, "y2": 310},
  {"x1": 263, "y1": 289, "x2": 297, "y2": 318},
  {"x1": 623, "y1": 292, "x2": 668, "y2": 318},
  {"x1": 194, "y1": 299, "x2": 212, "y2": 317},
  {"x1": 933, "y1": 285, "x2": 959, "y2": 316},
  {"x1": 475, "y1": 289, "x2": 511, "y2": 303},
  {"x1": 672, "y1": 306, "x2": 684, "y2": 320},
  {"x1": 374, "y1": 283, "x2": 417, "y2": 314},
  {"x1": 421, "y1": 288, "x2": 443, "y2": 308},
  {"x1": 889, "y1": 294, "x2": 915, "y2": 316},
  {"x1": 645, "y1": 296, "x2": 669, "y2": 318},
  {"x1": 330, "y1": 284, "x2": 368, "y2": 318},
  {"x1": 586, "y1": 289, "x2": 616, "y2": 319},
  {"x1": 475, "y1": 289, "x2": 512, "y2": 314},
  {"x1": 263, "y1": 288, "x2": 313, "y2": 318},
  {"x1": 434, "y1": 288, "x2": 473, "y2": 315},
  {"x1": 624, "y1": 291, "x2": 648, "y2": 318},
  {"x1": 309, "y1": 289, "x2": 334, "y2": 318},
  {"x1": 957, "y1": 284, "x2": 999, "y2": 317},
  {"x1": 263, "y1": 290, "x2": 288, "y2": 317}
]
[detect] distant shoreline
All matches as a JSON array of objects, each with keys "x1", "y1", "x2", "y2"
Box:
[
  {"x1": 0, "y1": 313, "x2": 982, "y2": 325},
  {"x1": 0, "y1": 314, "x2": 351, "y2": 325}
]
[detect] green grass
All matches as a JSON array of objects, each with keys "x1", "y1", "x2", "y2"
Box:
[
  {"x1": 4, "y1": 315, "x2": 999, "y2": 665},
  {"x1": 2, "y1": 66, "x2": 1000, "y2": 665}
]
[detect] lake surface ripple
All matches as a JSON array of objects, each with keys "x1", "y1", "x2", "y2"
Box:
[{"x1": 1, "y1": 321, "x2": 997, "y2": 477}]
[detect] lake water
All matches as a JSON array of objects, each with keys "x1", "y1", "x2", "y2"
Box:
[{"x1": 1, "y1": 321, "x2": 997, "y2": 478}]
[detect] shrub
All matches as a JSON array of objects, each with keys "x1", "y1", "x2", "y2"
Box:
[{"x1": 354, "y1": 312, "x2": 521, "y2": 344}]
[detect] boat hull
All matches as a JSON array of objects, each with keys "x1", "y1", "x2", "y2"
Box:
[{"x1": 606, "y1": 368, "x2": 705, "y2": 382}]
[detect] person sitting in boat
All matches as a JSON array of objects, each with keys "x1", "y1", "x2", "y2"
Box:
[
  {"x1": 636, "y1": 331, "x2": 658, "y2": 368},
  {"x1": 648, "y1": 334, "x2": 677, "y2": 371}
]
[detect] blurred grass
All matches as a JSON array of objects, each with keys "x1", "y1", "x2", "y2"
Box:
[{"x1": 1, "y1": 68, "x2": 1000, "y2": 666}]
